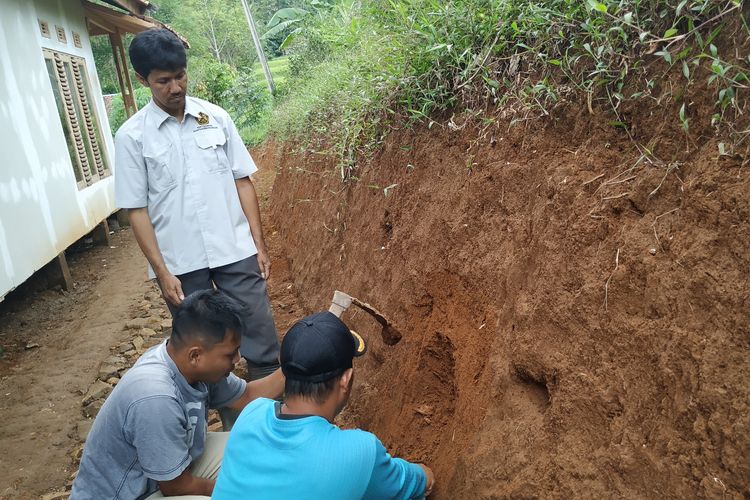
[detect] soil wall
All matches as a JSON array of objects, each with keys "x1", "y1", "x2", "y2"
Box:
[{"x1": 258, "y1": 98, "x2": 749, "y2": 497}]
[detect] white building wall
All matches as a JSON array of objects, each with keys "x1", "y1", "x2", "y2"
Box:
[{"x1": 0, "y1": 0, "x2": 117, "y2": 298}]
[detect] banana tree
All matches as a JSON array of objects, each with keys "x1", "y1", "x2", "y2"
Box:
[{"x1": 263, "y1": 0, "x2": 334, "y2": 50}]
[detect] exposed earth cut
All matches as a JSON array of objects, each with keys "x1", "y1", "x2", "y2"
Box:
[
  {"x1": 1, "y1": 100, "x2": 748, "y2": 498},
  {"x1": 261, "y1": 97, "x2": 749, "y2": 497}
]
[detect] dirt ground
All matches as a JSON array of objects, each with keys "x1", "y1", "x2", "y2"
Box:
[
  {"x1": 0, "y1": 160, "x2": 303, "y2": 499},
  {"x1": 0, "y1": 228, "x2": 148, "y2": 498}
]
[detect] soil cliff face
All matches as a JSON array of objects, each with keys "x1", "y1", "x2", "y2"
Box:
[{"x1": 258, "y1": 98, "x2": 749, "y2": 497}]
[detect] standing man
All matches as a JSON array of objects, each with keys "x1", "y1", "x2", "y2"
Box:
[
  {"x1": 115, "y1": 28, "x2": 279, "y2": 381},
  {"x1": 212, "y1": 312, "x2": 436, "y2": 499}
]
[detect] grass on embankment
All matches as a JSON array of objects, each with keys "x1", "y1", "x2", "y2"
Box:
[
  {"x1": 251, "y1": 56, "x2": 290, "y2": 88},
  {"x1": 262, "y1": 0, "x2": 749, "y2": 172}
]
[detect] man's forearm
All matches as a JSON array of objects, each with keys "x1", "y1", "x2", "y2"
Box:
[
  {"x1": 365, "y1": 443, "x2": 430, "y2": 498},
  {"x1": 234, "y1": 177, "x2": 266, "y2": 250},
  {"x1": 158, "y1": 470, "x2": 214, "y2": 496},
  {"x1": 128, "y1": 208, "x2": 170, "y2": 277},
  {"x1": 247, "y1": 368, "x2": 284, "y2": 400},
  {"x1": 229, "y1": 368, "x2": 284, "y2": 410}
]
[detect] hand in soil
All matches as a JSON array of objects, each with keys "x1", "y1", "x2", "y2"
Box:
[{"x1": 418, "y1": 464, "x2": 435, "y2": 496}]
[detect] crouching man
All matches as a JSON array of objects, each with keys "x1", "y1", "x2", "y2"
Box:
[
  {"x1": 212, "y1": 311, "x2": 436, "y2": 499},
  {"x1": 71, "y1": 290, "x2": 284, "y2": 499}
]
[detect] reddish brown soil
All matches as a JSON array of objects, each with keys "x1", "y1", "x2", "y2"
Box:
[
  {"x1": 0, "y1": 93, "x2": 745, "y2": 498},
  {"x1": 258, "y1": 90, "x2": 749, "y2": 498}
]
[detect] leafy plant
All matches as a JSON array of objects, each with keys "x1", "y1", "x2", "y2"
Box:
[
  {"x1": 264, "y1": 1, "x2": 336, "y2": 50},
  {"x1": 107, "y1": 87, "x2": 151, "y2": 134},
  {"x1": 223, "y1": 72, "x2": 271, "y2": 131},
  {"x1": 264, "y1": 0, "x2": 749, "y2": 172},
  {"x1": 192, "y1": 61, "x2": 237, "y2": 108}
]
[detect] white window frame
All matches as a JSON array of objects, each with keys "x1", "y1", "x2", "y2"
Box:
[{"x1": 43, "y1": 48, "x2": 111, "y2": 189}]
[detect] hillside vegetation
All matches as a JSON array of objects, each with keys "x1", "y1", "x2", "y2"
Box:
[
  {"x1": 259, "y1": 4, "x2": 750, "y2": 497},
  {"x1": 101, "y1": 0, "x2": 298, "y2": 140},
  {"x1": 265, "y1": 0, "x2": 748, "y2": 169}
]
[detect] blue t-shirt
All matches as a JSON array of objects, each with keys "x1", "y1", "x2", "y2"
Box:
[
  {"x1": 70, "y1": 341, "x2": 245, "y2": 500},
  {"x1": 213, "y1": 398, "x2": 427, "y2": 499}
]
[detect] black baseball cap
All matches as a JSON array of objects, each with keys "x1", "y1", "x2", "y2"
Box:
[{"x1": 280, "y1": 312, "x2": 367, "y2": 383}]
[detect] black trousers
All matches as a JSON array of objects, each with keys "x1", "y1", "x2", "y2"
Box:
[{"x1": 164, "y1": 255, "x2": 280, "y2": 366}]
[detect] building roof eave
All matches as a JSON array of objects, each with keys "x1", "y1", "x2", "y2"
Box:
[
  {"x1": 80, "y1": 0, "x2": 189, "y2": 48},
  {"x1": 96, "y1": 0, "x2": 152, "y2": 16}
]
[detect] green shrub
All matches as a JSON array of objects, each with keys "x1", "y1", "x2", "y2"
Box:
[
  {"x1": 266, "y1": 0, "x2": 749, "y2": 170},
  {"x1": 223, "y1": 72, "x2": 271, "y2": 132},
  {"x1": 108, "y1": 86, "x2": 151, "y2": 134},
  {"x1": 193, "y1": 61, "x2": 238, "y2": 108}
]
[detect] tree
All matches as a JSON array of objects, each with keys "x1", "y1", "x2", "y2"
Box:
[
  {"x1": 91, "y1": 0, "x2": 307, "y2": 99},
  {"x1": 262, "y1": 0, "x2": 335, "y2": 52}
]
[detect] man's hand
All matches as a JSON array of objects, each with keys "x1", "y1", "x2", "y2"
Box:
[
  {"x1": 418, "y1": 464, "x2": 435, "y2": 497},
  {"x1": 257, "y1": 246, "x2": 271, "y2": 280},
  {"x1": 229, "y1": 368, "x2": 284, "y2": 410},
  {"x1": 234, "y1": 177, "x2": 270, "y2": 279},
  {"x1": 158, "y1": 272, "x2": 185, "y2": 306},
  {"x1": 158, "y1": 468, "x2": 213, "y2": 497}
]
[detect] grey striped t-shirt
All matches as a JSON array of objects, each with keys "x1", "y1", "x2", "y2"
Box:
[{"x1": 71, "y1": 340, "x2": 245, "y2": 500}]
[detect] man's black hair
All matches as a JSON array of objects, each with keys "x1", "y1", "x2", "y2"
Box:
[
  {"x1": 284, "y1": 376, "x2": 340, "y2": 405},
  {"x1": 129, "y1": 28, "x2": 186, "y2": 79},
  {"x1": 171, "y1": 289, "x2": 247, "y2": 349}
]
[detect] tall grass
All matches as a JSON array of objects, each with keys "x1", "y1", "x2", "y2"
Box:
[{"x1": 267, "y1": 0, "x2": 749, "y2": 171}]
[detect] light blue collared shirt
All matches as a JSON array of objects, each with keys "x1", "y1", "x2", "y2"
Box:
[{"x1": 114, "y1": 97, "x2": 257, "y2": 278}]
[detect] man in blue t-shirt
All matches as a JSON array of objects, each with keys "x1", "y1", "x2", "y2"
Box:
[
  {"x1": 70, "y1": 290, "x2": 284, "y2": 499},
  {"x1": 213, "y1": 311, "x2": 436, "y2": 499}
]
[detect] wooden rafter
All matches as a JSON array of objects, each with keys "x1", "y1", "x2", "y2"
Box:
[
  {"x1": 81, "y1": 1, "x2": 189, "y2": 47},
  {"x1": 98, "y1": 0, "x2": 152, "y2": 16}
]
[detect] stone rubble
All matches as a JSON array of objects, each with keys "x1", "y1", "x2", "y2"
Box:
[
  {"x1": 132, "y1": 335, "x2": 145, "y2": 352},
  {"x1": 53, "y1": 286, "x2": 170, "y2": 499},
  {"x1": 82, "y1": 380, "x2": 111, "y2": 407}
]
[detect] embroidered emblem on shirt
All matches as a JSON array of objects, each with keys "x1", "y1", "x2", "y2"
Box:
[{"x1": 197, "y1": 112, "x2": 210, "y2": 125}]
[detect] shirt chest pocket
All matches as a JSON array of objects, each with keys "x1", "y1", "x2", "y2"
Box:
[
  {"x1": 193, "y1": 127, "x2": 230, "y2": 174},
  {"x1": 143, "y1": 144, "x2": 176, "y2": 192}
]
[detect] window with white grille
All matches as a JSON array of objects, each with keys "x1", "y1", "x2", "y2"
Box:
[{"x1": 43, "y1": 49, "x2": 110, "y2": 189}]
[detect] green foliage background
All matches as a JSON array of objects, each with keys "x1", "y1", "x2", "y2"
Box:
[
  {"x1": 98, "y1": 0, "x2": 749, "y2": 157},
  {"x1": 266, "y1": 0, "x2": 749, "y2": 172},
  {"x1": 96, "y1": 0, "x2": 301, "y2": 141}
]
